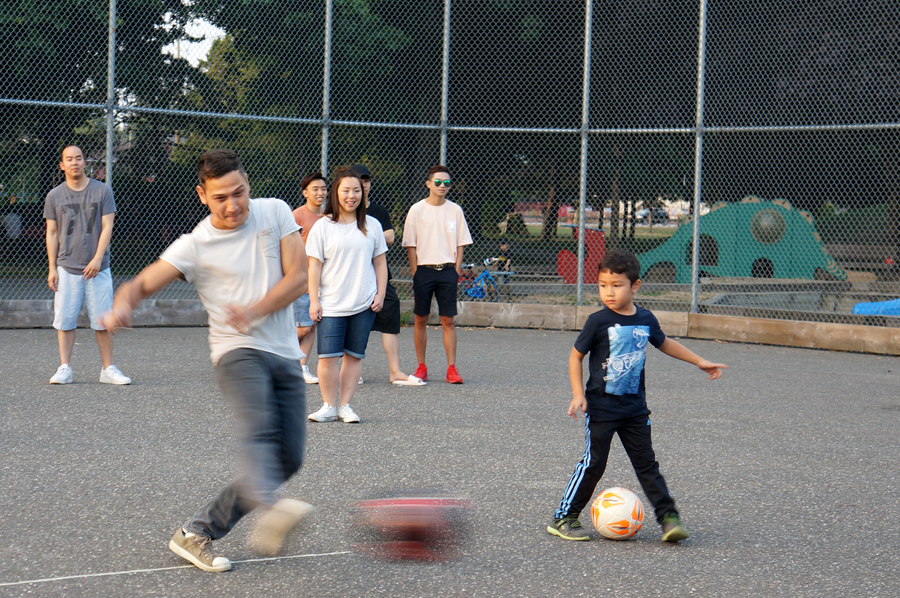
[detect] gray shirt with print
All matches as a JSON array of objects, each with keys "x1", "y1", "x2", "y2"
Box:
[{"x1": 43, "y1": 179, "x2": 116, "y2": 275}]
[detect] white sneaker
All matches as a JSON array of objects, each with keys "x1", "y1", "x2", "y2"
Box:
[
  {"x1": 338, "y1": 404, "x2": 360, "y2": 423},
  {"x1": 301, "y1": 365, "x2": 319, "y2": 384},
  {"x1": 308, "y1": 404, "x2": 337, "y2": 422},
  {"x1": 99, "y1": 365, "x2": 131, "y2": 385},
  {"x1": 50, "y1": 364, "x2": 73, "y2": 385}
]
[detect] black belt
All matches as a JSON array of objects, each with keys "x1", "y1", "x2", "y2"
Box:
[{"x1": 422, "y1": 263, "x2": 456, "y2": 271}]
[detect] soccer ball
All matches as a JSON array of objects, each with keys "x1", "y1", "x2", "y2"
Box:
[{"x1": 590, "y1": 487, "x2": 644, "y2": 540}]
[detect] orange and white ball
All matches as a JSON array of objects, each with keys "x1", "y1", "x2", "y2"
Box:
[{"x1": 590, "y1": 487, "x2": 645, "y2": 540}]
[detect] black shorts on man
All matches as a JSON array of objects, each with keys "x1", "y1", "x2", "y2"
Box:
[{"x1": 413, "y1": 267, "x2": 458, "y2": 318}]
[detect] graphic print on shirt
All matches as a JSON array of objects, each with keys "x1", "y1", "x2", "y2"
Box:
[
  {"x1": 603, "y1": 324, "x2": 650, "y2": 395},
  {"x1": 61, "y1": 203, "x2": 99, "y2": 257}
]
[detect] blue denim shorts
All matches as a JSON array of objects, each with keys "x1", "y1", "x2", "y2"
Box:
[
  {"x1": 293, "y1": 293, "x2": 315, "y2": 328},
  {"x1": 53, "y1": 267, "x2": 113, "y2": 331},
  {"x1": 316, "y1": 309, "x2": 377, "y2": 359}
]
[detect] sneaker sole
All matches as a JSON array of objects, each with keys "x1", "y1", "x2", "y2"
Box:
[
  {"x1": 339, "y1": 416, "x2": 360, "y2": 423},
  {"x1": 308, "y1": 416, "x2": 337, "y2": 422},
  {"x1": 303, "y1": 378, "x2": 319, "y2": 384},
  {"x1": 100, "y1": 379, "x2": 131, "y2": 385},
  {"x1": 50, "y1": 379, "x2": 72, "y2": 384},
  {"x1": 546, "y1": 525, "x2": 591, "y2": 541},
  {"x1": 661, "y1": 527, "x2": 689, "y2": 542},
  {"x1": 168, "y1": 539, "x2": 232, "y2": 572}
]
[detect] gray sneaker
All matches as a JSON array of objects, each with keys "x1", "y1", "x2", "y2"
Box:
[
  {"x1": 547, "y1": 517, "x2": 591, "y2": 541},
  {"x1": 168, "y1": 529, "x2": 232, "y2": 572},
  {"x1": 248, "y1": 498, "x2": 315, "y2": 556},
  {"x1": 661, "y1": 512, "x2": 689, "y2": 542}
]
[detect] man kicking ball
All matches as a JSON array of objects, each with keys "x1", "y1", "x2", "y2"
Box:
[{"x1": 101, "y1": 149, "x2": 313, "y2": 572}]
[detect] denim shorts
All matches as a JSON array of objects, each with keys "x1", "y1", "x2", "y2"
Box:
[
  {"x1": 316, "y1": 308, "x2": 377, "y2": 359},
  {"x1": 293, "y1": 293, "x2": 315, "y2": 328},
  {"x1": 53, "y1": 267, "x2": 113, "y2": 331}
]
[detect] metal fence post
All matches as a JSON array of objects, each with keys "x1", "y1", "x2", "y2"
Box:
[
  {"x1": 690, "y1": 0, "x2": 709, "y2": 313},
  {"x1": 321, "y1": 0, "x2": 334, "y2": 175},
  {"x1": 439, "y1": 0, "x2": 452, "y2": 165},
  {"x1": 105, "y1": 0, "x2": 117, "y2": 186},
  {"x1": 575, "y1": 0, "x2": 594, "y2": 306}
]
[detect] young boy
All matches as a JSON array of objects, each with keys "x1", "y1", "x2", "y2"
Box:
[
  {"x1": 101, "y1": 149, "x2": 312, "y2": 571},
  {"x1": 548, "y1": 249, "x2": 726, "y2": 543}
]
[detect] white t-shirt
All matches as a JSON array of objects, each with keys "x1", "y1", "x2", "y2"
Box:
[
  {"x1": 305, "y1": 215, "x2": 388, "y2": 317},
  {"x1": 160, "y1": 197, "x2": 302, "y2": 365},
  {"x1": 401, "y1": 199, "x2": 472, "y2": 265}
]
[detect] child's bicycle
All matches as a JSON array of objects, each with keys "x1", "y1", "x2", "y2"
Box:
[{"x1": 457, "y1": 258, "x2": 512, "y2": 302}]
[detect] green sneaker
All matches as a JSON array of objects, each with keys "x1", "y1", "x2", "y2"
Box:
[
  {"x1": 660, "y1": 512, "x2": 689, "y2": 542},
  {"x1": 547, "y1": 517, "x2": 591, "y2": 541}
]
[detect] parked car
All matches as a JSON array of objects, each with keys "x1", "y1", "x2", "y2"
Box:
[{"x1": 636, "y1": 208, "x2": 669, "y2": 224}]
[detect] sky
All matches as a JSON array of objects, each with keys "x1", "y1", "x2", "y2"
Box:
[{"x1": 161, "y1": 17, "x2": 225, "y2": 68}]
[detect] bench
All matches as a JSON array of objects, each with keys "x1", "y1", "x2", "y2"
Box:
[{"x1": 826, "y1": 244, "x2": 898, "y2": 270}]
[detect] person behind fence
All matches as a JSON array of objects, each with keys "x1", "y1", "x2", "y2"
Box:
[
  {"x1": 44, "y1": 145, "x2": 131, "y2": 386},
  {"x1": 548, "y1": 249, "x2": 727, "y2": 543},
  {"x1": 292, "y1": 171, "x2": 328, "y2": 384},
  {"x1": 402, "y1": 165, "x2": 472, "y2": 385},
  {"x1": 305, "y1": 169, "x2": 388, "y2": 424},
  {"x1": 100, "y1": 148, "x2": 313, "y2": 572},
  {"x1": 352, "y1": 163, "x2": 425, "y2": 386}
]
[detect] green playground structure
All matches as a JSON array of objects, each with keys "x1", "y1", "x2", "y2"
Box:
[{"x1": 639, "y1": 196, "x2": 846, "y2": 283}]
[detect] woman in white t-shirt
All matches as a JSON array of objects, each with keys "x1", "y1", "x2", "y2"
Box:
[{"x1": 305, "y1": 170, "x2": 388, "y2": 423}]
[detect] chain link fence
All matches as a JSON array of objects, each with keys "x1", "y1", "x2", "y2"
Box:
[{"x1": 2, "y1": 0, "x2": 899, "y2": 325}]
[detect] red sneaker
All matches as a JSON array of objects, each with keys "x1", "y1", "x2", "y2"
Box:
[
  {"x1": 413, "y1": 363, "x2": 428, "y2": 381},
  {"x1": 445, "y1": 365, "x2": 463, "y2": 384}
]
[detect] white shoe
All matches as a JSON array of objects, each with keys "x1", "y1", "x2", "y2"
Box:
[
  {"x1": 358, "y1": 376, "x2": 364, "y2": 385},
  {"x1": 308, "y1": 404, "x2": 337, "y2": 422},
  {"x1": 338, "y1": 404, "x2": 360, "y2": 423},
  {"x1": 100, "y1": 365, "x2": 131, "y2": 385},
  {"x1": 301, "y1": 365, "x2": 319, "y2": 384},
  {"x1": 50, "y1": 364, "x2": 73, "y2": 385}
]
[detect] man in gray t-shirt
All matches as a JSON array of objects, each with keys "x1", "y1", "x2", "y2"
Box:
[{"x1": 43, "y1": 145, "x2": 130, "y2": 386}]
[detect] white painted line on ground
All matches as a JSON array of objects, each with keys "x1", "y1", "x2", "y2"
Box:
[{"x1": 0, "y1": 550, "x2": 352, "y2": 588}]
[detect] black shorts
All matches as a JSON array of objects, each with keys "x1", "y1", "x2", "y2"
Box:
[
  {"x1": 413, "y1": 266, "x2": 458, "y2": 318},
  {"x1": 371, "y1": 282, "x2": 401, "y2": 334}
]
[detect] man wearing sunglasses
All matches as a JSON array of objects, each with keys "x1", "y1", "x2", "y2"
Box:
[{"x1": 402, "y1": 165, "x2": 472, "y2": 384}]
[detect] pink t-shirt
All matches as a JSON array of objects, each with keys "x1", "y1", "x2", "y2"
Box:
[
  {"x1": 401, "y1": 199, "x2": 472, "y2": 265},
  {"x1": 292, "y1": 205, "x2": 323, "y2": 244}
]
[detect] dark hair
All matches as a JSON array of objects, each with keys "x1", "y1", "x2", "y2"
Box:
[
  {"x1": 324, "y1": 169, "x2": 367, "y2": 234},
  {"x1": 197, "y1": 149, "x2": 245, "y2": 185},
  {"x1": 426, "y1": 164, "x2": 452, "y2": 179},
  {"x1": 60, "y1": 145, "x2": 83, "y2": 160},
  {"x1": 598, "y1": 249, "x2": 641, "y2": 284},
  {"x1": 301, "y1": 172, "x2": 327, "y2": 191}
]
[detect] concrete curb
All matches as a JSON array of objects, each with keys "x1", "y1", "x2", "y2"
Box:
[{"x1": 2, "y1": 299, "x2": 896, "y2": 355}]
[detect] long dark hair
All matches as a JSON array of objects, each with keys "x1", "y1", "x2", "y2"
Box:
[{"x1": 324, "y1": 169, "x2": 367, "y2": 234}]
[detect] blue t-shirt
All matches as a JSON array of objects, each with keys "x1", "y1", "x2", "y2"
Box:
[{"x1": 574, "y1": 306, "x2": 667, "y2": 421}]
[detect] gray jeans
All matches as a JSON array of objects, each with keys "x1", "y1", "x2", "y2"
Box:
[{"x1": 184, "y1": 348, "x2": 306, "y2": 540}]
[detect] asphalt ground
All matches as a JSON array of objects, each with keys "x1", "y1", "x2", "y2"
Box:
[{"x1": 0, "y1": 325, "x2": 898, "y2": 597}]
